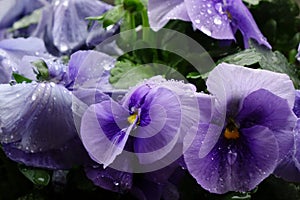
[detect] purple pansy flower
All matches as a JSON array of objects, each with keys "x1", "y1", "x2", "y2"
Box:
[
  {"x1": 183, "y1": 63, "x2": 296, "y2": 193},
  {"x1": 148, "y1": 0, "x2": 271, "y2": 49},
  {"x1": 32, "y1": 0, "x2": 117, "y2": 55},
  {"x1": 0, "y1": 43, "x2": 116, "y2": 169},
  {"x1": 80, "y1": 76, "x2": 200, "y2": 172}
]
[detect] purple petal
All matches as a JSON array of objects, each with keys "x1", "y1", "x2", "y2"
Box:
[
  {"x1": 85, "y1": 165, "x2": 132, "y2": 193},
  {"x1": 0, "y1": 37, "x2": 49, "y2": 83},
  {"x1": 184, "y1": 0, "x2": 234, "y2": 39},
  {"x1": 0, "y1": 82, "x2": 89, "y2": 169},
  {"x1": 0, "y1": 37, "x2": 46, "y2": 52},
  {"x1": 51, "y1": 0, "x2": 111, "y2": 52},
  {"x1": 207, "y1": 63, "x2": 295, "y2": 111},
  {"x1": 293, "y1": 90, "x2": 300, "y2": 118},
  {"x1": 236, "y1": 89, "x2": 296, "y2": 162},
  {"x1": 0, "y1": 0, "x2": 24, "y2": 29},
  {"x1": 184, "y1": 125, "x2": 278, "y2": 194},
  {"x1": 134, "y1": 87, "x2": 182, "y2": 164},
  {"x1": 67, "y1": 50, "x2": 115, "y2": 90},
  {"x1": 0, "y1": 83, "x2": 76, "y2": 150},
  {"x1": 148, "y1": 0, "x2": 190, "y2": 31},
  {"x1": 3, "y1": 137, "x2": 90, "y2": 169},
  {"x1": 224, "y1": 0, "x2": 271, "y2": 48},
  {"x1": 273, "y1": 150, "x2": 300, "y2": 182},
  {"x1": 80, "y1": 99, "x2": 130, "y2": 168}
]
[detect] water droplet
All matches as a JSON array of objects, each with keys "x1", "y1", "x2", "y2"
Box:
[
  {"x1": 215, "y1": 3, "x2": 224, "y2": 14},
  {"x1": 37, "y1": 177, "x2": 45, "y2": 182},
  {"x1": 195, "y1": 19, "x2": 201, "y2": 24},
  {"x1": 50, "y1": 82, "x2": 56, "y2": 87},
  {"x1": 214, "y1": 16, "x2": 222, "y2": 25},
  {"x1": 227, "y1": 150, "x2": 237, "y2": 165},
  {"x1": 114, "y1": 181, "x2": 119, "y2": 186},
  {"x1": 207, "y1": 9, "x2": 212, "y2": 14},
  {"x1": 32, "y1": 94, "x2": 37, "y2": 101},
  {"x1": 200, "y1": 26, "x2": 212, "y2": 36},
  {"x1": 211, "y1": 157, "x2": 214, "y2": 160}
]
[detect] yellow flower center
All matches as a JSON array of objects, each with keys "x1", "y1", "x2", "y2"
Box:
[
  {"x1": 127, "y1": 113, "x2": 138, "y2": 124},
  {"x1": 224, "y1": 127, "x2": 240, "y2": 139}
]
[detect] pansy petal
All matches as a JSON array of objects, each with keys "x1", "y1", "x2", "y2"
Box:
[
  {"x1": 80, "y1": 99, "x2": 130, "y2": 168},
  {"x1": 68, "y1": 50, "x2": 115, "y2": 89},
  {"x1": 51, "y1": 0, "x2": 111, "y2": 52},
  {"x1": 293, "y1": 90, "x2": 300, "y2": 118},
  {"x1": 0, "y1": 37, "x2": 49, "y2": 83},
  {"x1": 184, "y1": 125, "x2": 278, "y2": 194},
  {"x1": 273, "y1": 151, "x2": 300, "y2": 182},
  {"x1": 134, "y1": 87, "x2": 182, "y2": 164},
  {"x1": 85, "y1": 165, "x2": 132, "y2": 193},
  {"x1": 2, "y1": 137, "x2": 90, "y2": 169},
  {"x1": 0, "y1": 83, "x2": 78, "y2": 152},
  {"x1": 225, "y1": 0, "x2": 271, "y2": 48},
  {"x1": 184, "y1": 0, "x2": 234, "y2": 39},
  {"x1": 236, "y1": 89, "x2": 296, "y2": 161},
  {"x1": 0, "y1": 0, "x2": 24, "y2": 29},
  {"x1": 207, "y1": 63, "x2": 295, "y2": 111},
  {"x1": 148, "y1": 0, "x2": 190, "y2": 31}
]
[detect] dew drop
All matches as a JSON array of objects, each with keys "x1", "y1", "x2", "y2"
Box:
[
  {"x1": 32, "y1": 94, "x2": 37, "y2": 101},
  {"x1": 214, "y1": 16, "x2": 222, "y2": 25},
  {"x1": 227, "y1": 150, "x2": 237, "y2": 165},
  {"x1": 207, "y1": 9, "x2": 212, "y2": 14},
  {"x1": 114, "y1": 181, "x2": 119, "y2": 186},
  {"x1": 215, "y1": 3, "x2": 224, "y2": 14},
  {"x1": 200, "y1": 26, "x2": 212, "y2": 36},
  {"x1": 195, "y1": 19, "x2": 201, "y2": 24}
]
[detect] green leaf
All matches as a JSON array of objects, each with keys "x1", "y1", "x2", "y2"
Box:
[
  {"x1": 103, "y1": 5, "x2": 126, "y2": 28},
  {"x1": 9, "y1": 9, "x2": 42, "y2": 31},
  {"x1": 12, "y1": 73, "x2": 32, "y2": 83},
  {"x1": 243, "y1": 0, "x2": 260, "y2": 5},
  {"x1": 186, "y1": 72, "x2": 201, "y2": 79},
  {"x1": 19, "y1": 165, "x2": 50, "y2": 186},
  {"x1": 218, "y1": 49, "x2": 262, "y2": 66},
  {"x1": 123, "y1": 0, "x2": 145, "y2": 12},
  {"x1": 32, "y1": 59, "x2": 50, "y2": 81},
  {"x1": 110, "y1": 60, "x2": 155, "y2": 89}
]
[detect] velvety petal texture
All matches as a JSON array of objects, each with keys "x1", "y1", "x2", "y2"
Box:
[
  {"x1": 184, "y1": 63, "x2": 297, "y2": 194},
  {"x1": 0, "y1": 83, "x2": 89, "y2": 169},
  {"x1": 148, "y1": 0, "x2": 271, "y2": 48}
]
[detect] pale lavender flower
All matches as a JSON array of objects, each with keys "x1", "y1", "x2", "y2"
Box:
[{"x1": 184, "y1": 63, "x2": 296, "y2": 193}]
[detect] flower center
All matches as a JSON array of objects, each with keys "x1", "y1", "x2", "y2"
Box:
[
  {"x1": 127, "y1": 113, "x2": 139, "y2": 125},
  {"x1": 224, "y1": 120, "x2": 240, "y2": 139}
]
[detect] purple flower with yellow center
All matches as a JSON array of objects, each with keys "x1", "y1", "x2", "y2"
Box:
[
  {"x1": 183, "y1": 63, "x2": 297, "y2": 193},
  {"x1": 33, "y1": 0, "x2": 117, "y2": 55},
  {"x1": 0, "y1": 39, "x2": 116, "y2": 169},
  {"x1": 80, "y1": 76, "x2": 200, "y2": 171},
  {"x1": 148, "y1": 0, "x2": 271, "y2": 49}
]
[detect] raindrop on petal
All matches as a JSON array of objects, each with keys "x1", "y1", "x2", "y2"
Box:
[
  {"x1": 227, "y1": 150, "x2": 237, "y2": 165},
  {"x1": 200, "y1": 26, "x2": 212, "y2": 36}
]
